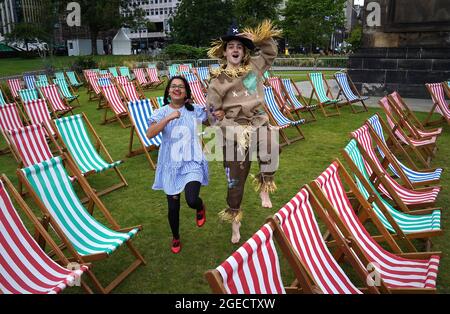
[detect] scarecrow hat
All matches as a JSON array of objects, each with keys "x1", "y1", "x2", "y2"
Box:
[{"x1": 221, "y1": 22, "x2": 255, "y2": 51}]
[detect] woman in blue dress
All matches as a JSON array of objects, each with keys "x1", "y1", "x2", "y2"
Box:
[{"x1": 147, "y1": 76, "x2": 208, "y2": 254}]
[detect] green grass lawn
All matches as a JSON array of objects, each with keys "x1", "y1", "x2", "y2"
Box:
[{"x1": 0, "y1": 78, "x2": 449, "y2": 294}]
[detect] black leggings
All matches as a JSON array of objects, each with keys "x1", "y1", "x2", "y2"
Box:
[{"x1": 167, "y1": 181, "x2": 203, "y2": 239}]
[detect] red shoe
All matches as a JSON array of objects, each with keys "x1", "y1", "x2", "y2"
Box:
[
  {"x1": 196, "y1": 204, "x2": 206, "y2": 228},
  {"x1": 171, "y1": 238, "x2": 181, "y2": 254}
]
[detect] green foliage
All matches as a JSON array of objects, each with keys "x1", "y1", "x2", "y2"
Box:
[
  {"x1": 347, "y1": 24, "x2": 363, "y2": 52},
  {"x1": 4, "y1": 23, "x2": 46, "y2": 51},
  {"x1": 163, "y1": 44, "x2": 208, "y2": 60},
  {"x1": 233, "y1": 0, "x2": 283, "y2": 27},
  {"x1": 70, "y1": 56, "x2": 98, "y2": 72}
]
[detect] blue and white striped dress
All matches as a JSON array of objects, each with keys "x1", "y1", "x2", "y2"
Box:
[{"x1": 149, "y1": 104, "x2": 208, "y2": 195}]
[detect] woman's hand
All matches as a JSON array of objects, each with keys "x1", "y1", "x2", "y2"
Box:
[
  {"x1": 166, "y1": 110, "x2": 181, "y2": 122},
  {"x1": 213, "y1": 110, "x2": 225, "y2": 121}
]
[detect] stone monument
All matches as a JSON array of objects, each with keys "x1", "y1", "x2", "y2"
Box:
[{"x1": 348, "y1": 0, "x2": 450, "y2": 98}]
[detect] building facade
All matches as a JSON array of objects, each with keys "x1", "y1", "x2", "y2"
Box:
[{"x1": 0, "y1": 0, "x2": 43, "y2": 38}]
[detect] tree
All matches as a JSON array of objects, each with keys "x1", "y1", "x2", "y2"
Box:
[
  {"x1": 169, "y1": 0, "x2": 234, "y2": 47},
  {"x1": 233, "y1": 0, "x2": 283, "y2": 28},
  {"x1": 4, "y1": 23, "x2": 46, "y2": 52},
  {"x1": 282, "y1": 0, "x2": 346, "y2": 53}
]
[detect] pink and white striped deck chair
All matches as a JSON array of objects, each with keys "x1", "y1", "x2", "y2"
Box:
[
  {"x1": 311, "y1": 162, "x2": 441, "y2": 293},
  {"x1": 0, "y1": 103, "x2": 25, "y2": 154},
  {"x1": 119, "y1": 81, "x2": 143, "y2": 102},
  {"x1": 0, "y1": 175, "x2": 90, "y2": 294},
  {"x1": 178, "y1": 64, "x2": 191, "y2": 73},
  {"x1": 189, "y1": 81, "x2": 207, "y2": 106},
  {"x1": 23, "y1": 99, "x2": 55, "y2": 137},
  {"x1": 133, "y1": 68, "x2": 152, "y2": 89},
  {"x1": 145, "y1": 68, "x2": 164, "y2": 88},
  {"x1": 115, "y1": 75, "x2": 129, "y2": 85},
  {"x1": 425, "y1": 83, "x2": 450, "y2": 126},
  {"x1": 40, "y1": 84, "x2": 74, "y2": 118},
  {"x1": 205, "y1": 224, "x2": 287, "y2": 294},
  {"x1": 100, "y1": 84, "x2": 129, "y2": 128},
  {"x1": 379, "y1": 97, "x2": 436, "y2": 167},
  {"x1": 267, "y1": 77, "x2": 284, "y2": 100},
  {"x1": 86, "y1": 72, "x2": 102, "y2": 101},
  {"x1": 351, "y1": 125, "x2": 441, "y2": 209},
  {"x1": 7, "y1": 79, "x2": 23, "y2": 100}
]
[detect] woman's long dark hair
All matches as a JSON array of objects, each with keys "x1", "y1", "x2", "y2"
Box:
[{"x1": 164, "y1": 76, "x2": 194, "y2": 111}]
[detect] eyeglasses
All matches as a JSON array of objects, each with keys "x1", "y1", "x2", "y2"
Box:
[{"x1": 169, "y1": 84, "x2": 186, "y2": 90}]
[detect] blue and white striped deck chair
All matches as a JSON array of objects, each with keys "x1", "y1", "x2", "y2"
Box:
[
  {"x1": 281, "y1": 78, "x2": 317, "y2": 122},
  {"x1": 119, "y1": 67, "x2": 133, "y2": 80},
  {"x1": 308, "y1": 72, "x2": 341, "y2": 117},
  {"x1": 109, "y1": 67, "x2": 119, "y2": 78},
  {"x1": 183, "y1": 73, "x2": 198, "y2": 83},
  {"x1": 367, "y1": 114, "x2": 442, "y2": 187},
  {"x1": 195, "y1": 67, "x2": 210, "y2": 87},
  {"x1": 334, "y1": 72, "x2": 368, "y2": 114},
  {"x1": 98, "y1": 77, "x2": 112, "y2": 87},
  {"x1": 23, "y1": 75, "x2": 36, "y2": 90},
  {"x1": 127, "y1": 99, "x2": 162, "y2": 169},
  {"x1": 209, "y1": 64, "x2": 220, "y2": 71},
  {"x1": 264, "y1": 86, "x2": 305, "y2": 145}
]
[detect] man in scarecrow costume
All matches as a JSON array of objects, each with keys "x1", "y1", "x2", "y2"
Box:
[{"x1": 206, "y1": 20, "x2": 282, "y2": 244}]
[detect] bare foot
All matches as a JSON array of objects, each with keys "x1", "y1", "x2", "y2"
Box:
[
  {"x1": 260, "y1": 191, "x2": 272, "y2": 208},
  {"x1": 231, "y1": 221, "x2": 241, "y2": 244}
]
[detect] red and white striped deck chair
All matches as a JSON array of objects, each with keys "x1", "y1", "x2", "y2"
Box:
[
  {"x1": 145, "y1": 68, "x2": 164, "y2": 88},
  {"x1": 425, "y1": 83, "x2": 450, "y2": 126},
  {"x1": 86, "y1": 72, "x2": 102, "y2": 101},
  {"x1": 178, "y1": 64, "x2": 191, "y2": 73},
  {"x1": 115, "y1": 75, "x2": 129, "y2": 85},
  {"x1": 133, "y1": 68, "x2": 152, "y2": 89},
  {"x1": 379, "y1": 97, "x2": 436, "y2": 167},
  {"x1": 311, "y1": 163, "x2": 441, "y2": 293},
  {"x1": 100, "y1": 84, "x2": 129, "y2": 128},
  {"x1": 267, "y1": 77, "x2": 284, "y2": 100},
  {"x1": 205, "y1": 224, "x2": 287, "y2": 294},
  {"x1": 189, "y1": 81, "x2": 207, "y2": 106},
  {"x1": 40, "y1": 84, "x2": 74, "y2": 118},
  {"x1": 0, "y1": 175, "x2": 91, "y2": 294},
  {"x1": 270, "y1": 186, "x2": 380, "y2": 294},
  {"x1": 119, "y1": 81, "x2": 143, "y2": 102},
  {"x1": 22, "y1": 99, "x2": 55, "y2": 137},
  {"x1": 351, "y1": 125, "x2": 441, "y2": 210},
  {"x1": 0, "y1": 103, "x2": 25, "y2": 154},
  {"x1": 388, "y1": 92, "x2": 442, "y2": 138},
  {"x1": 7, "y1": 79, "x2": 23, "y2": 100}
]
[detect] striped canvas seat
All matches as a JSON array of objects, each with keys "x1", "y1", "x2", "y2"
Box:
[
  {"x1": 109, "y1": 67, "x2": 119, "y2": 78},
  {"x1": 367, "y1": 115, "x2": 442, "y2": 184},
  {"x1": 18, "y1": 89, "x2": 39, "y2": 102},
  {"x1": 351, "y1": 125, "x2": 440, "y2": 206},
  {"x1": 275, "y1": 187, "x2": 362, "y2": 294},
  {"x1": 168, "y1": 64, "x2": 179, "y2": 78},
  {"x1": 264, "y1": 87, "x2": 305, "y2": 128},
  {"x1": 128, "y1": 99, "x2": 162, "y2": 148},
  {"x1": 116, "y1": 76, "x2": 129, "y2": 85},
  {"x1": 23, "y1": 99, "x2": 55, "y2": 136},
  {"x1": 426, "y1": 83, "x2": 450, "y2": 124},
  {"x1": 66, "y1": 71, "x2": 83, "y2": 87},
  {"x1": 36, "y1": 75, "x2": 48, "y2": 84},
  {"x1": 267, "y1": 77, "x2": 284, "y2": 99},
  {"x1": 87, "y1": 75, "x2": 102, "y2": 96},
  {"x1": 98, "y1": 77, "x2": 112, "y2": 87},
  {"x1": 155, "y1": 96, "x2": 164, "y2": 108},
  {"x1": 120, "y1": 82, "x2": 141, "y2": 102},
  {"x1": 335, "y1": 72, "x2": 368, "y2": 102},
  {"x1": 20, "y1": 157, "x2": 138, "y2": 256},
  {"x1": 0, "y1": 177, "x2": 88, "y2": 294},
  {"x1": 189, "y1": 81, "x2": 207, "y2": 106},
  {"x1": 53, "y1": 78, "x2": 78, "y2": 101},
  {"x1": 100, "y1": 73, "x2": 113, "y2": 79},
  {"x1": 183, "y1": 73, "x2": 198, "y2": 83},
  {"x1": 133, "y1": 68, "x2": 150, "y2": 86},
  {"x1": 99, "y1": 70, "x2": 109, "y2": 76},
  {"x1": 54, "y1": 114, "x2": 123, "y2": 174},
  {"x1": 309, "y1": 72, "x2": 340, "y2": 104},
  {"x1": 35, "y1": 80, "x2": 48, "y2": 89},
  {"x1": 146, "y1": 68, "x2": 163, "y2": 85},
  {"x1": 8, "y1": 79, "x2": 23, "y2": 99},
  {"x1": 345, "y1": 140, "x2": 441, "y2": 234},
  {"x1": 281, "y1": 79, "x2": 316, "y2": 111},
  {"x1": 23, "y1": 75, "x2": 36, "y2": 90},
  {"x1": 55, "y1": 72, "x2": 65, "y2": 81},
  {"x1": 315, "y1": 163, "x2": 440, "y2": 290},
  {"x1": 213, "y1": 224, "x2": 286, "y2": 294},
  {"x1": 40, "y1": 84, "x2": 73, "y2": 114},
  {"x1": 195, "y1": 67, "x2": 210, "y2": 81},
  {"x1": 119, "y1": 66, "x2": 132, "y2": 80},
  {"x1": 0, "y1": 89, "x2": 7, "y2": 105},
  {"x1": 101, "y1": 84, "x2": 127, "y2": 115},
  {"x1": 0, "y1": 103, "x2": 24, "y2": 135}
]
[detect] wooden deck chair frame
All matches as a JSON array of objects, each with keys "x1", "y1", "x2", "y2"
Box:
[
  {"x1": 48, "y1": 112, "x2": 128, "y2": 198},
  {"x1": 424, "y1": 83, "x2": 450, "y2": 126},
  {"x1": 150, "y1": 97, "x2": 163, "y2": 110},
  {"x1": 307, "y1": 73, "x2": 341, "y2": 117},
  {"x1": 16, "y1": 154, "x2": 146, "y2": 294},
  {"x1": 100, "y1": 84, "x2": 130, "y2": 128},
  {"x1": 279, "y1": 78, "x2": 317, "y2": 122},
  {"x1": 379, "y1": 98, "x2": 435, "y2": 167},
  {"x1": 0, "y1": 174, "x2": 94, "y2": 294},
  {"x1": 334, "y1": 72, "x2": 368, "y2": 114},
  {"x1": 309, "y1": 170, "x2": 441, "y2": 294},
  {"x1": 39, "y1": 85, "x2": 75, "y2": 119}
]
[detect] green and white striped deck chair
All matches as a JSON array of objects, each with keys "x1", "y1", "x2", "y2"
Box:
[
  {"x1": 342, "y1": 140, "x2": 442, "y2": 251},
  {"x1": 168, "y1": 64, "x2": 179, "y2": 79},
  {"x1": 66, "y1": 71, "x2": 83, "y2": 88},
  {"x1": 308, "y1": 72, "x2": 341, "y2": 117},
  {"x1": 0, "y1": 87, "x2": 8, "y2": 105},
  {"x1": 35, "y1": 80, "x2": 49, "y2": 89},
  {"x1": 55, "y1": 72, "x2": 65, "y2": 81},
  {"x1": 36, "y1": 74, "x2": 49, "y2": 85},
  {"x1": 53, "y1": 113, "x2": 128, "y2": 197},
  {"x1": 18, "y1": 155, "x2": 145, "y2": 294},
  {"x1": 109, "y1": 67, "x2": 119, "y2": 78},
  {"x1": 18, "y1": 88, "x2": 39, "y2": 104},
  {"x1": 151, "y1": 96, "x2": 165, "y2": 109},
  {"x1": 53, "y1": 78, "x2": 80, "y2": 105},
  {"x1": 119, "y1": 66, "x2": 133, "y2": 80}
]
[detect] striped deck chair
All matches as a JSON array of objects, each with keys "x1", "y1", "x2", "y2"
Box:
[
  {"x1": 53, "y1": 113, "x2": 128, "y2": 197},
  {"x1": 36, "y1": 74, "x2": 48, "y2": 85},
  {"x1": 189, "y1": 81, "x2": 207, "y2": 106},
  {"x1": 334, "y1": 72, "x2": 368, "y2": 114},
  {"x1": 194, "y1": 67, "x2": 210, "y2": 87},
  {"x1": 350, "y1": 125, "x2": 441, "y2": 210},
  {"x1": 119, "y1": 66, "x2": 133, "y2": 80},
  {"x1": 308, "y1": 72, "x2": 341, "y2": 117},
  {"x1": 66, "y1": 71, "x2": 83, "y2": 88},
  {"x1": 150, "y1": 96, "x2": 164, "y2": 109},
  {"x1": 341, "y1": 144, "x2": 442, "y2": 251},
  {"x1": 0, "y1": 103, "x2": 25, "y2": 154},
  {"x1": 22, "y1": 99, "x2": 56, "y2": 137},
  {"x1": 53, "y1": 78, "x2": 80, "y2": 106},
  {"x1": 98, "y1": 77, "x2": 112, "y2": 87},
  {"x1": 18, "y1": 89, "x2": 39, "y2": 105},
  {"x1": 17, "y1": 155, "x2": 146, "y2": 294},
  {"x1": 168, "y1": 64, "x2": 179, "y2": 79},
  {"x1": 0, "y1": 175, "x2": 91, "y2": 294},
  {"x1": 40, "y1": 84, "x2": 74, "y2": 118},
  {"x1": 7, "y1": 79, "x2": 23, "y2": 100},
  {"x1": 100, "y1": 84, "x2": 129, "y2": 128},
  {"x1": 145, "y1": 68, "x2": 164, "y2": 88},
  {"x1": 23, "y1": 75, "x2": 36, "y2": 90},
  {"x1": 263, "y1": 86, "x2": 305, "y2": 146},
  {"x1": 267, "y1": 77, "x2": 284, "y2": 100},
  {"x1": 281, "y1": 78, "x2": 317, "y2": 122},
  {"x1": 109, "y1": 67, "x2": 119, "y2": 78},
  {"x1": 273, "y1": 185, "x2": 384, "y2": 294},
  {"x1": 133, "y1": 68, "x2": 152, "y2": 89},
  {"x1": 388, "y1": 92, "x2": 442, "y2": 138},
  {"x1": 115, "y1": 75, "x2": 130, "y2": 85},
  {"x1": 367, "y1": 114, "x2": 442, "y2": 188},
  {"x1": 205, "y1": 224, "x2": 287, "y2": 294},
  {"x1": 127, "y1": 99, "x2": 162, "y2": 169},
  {"x1": 0, "y1": 87, "x2": 9, "y2": 105},
  {"x1": 425, "y1": 83, "x2": 450, "y2": 126},
  {"x1": 55, "y1": 72, "x2": 65, "y2": 81},
  {"x1": 379, "y1": 97, "x2": 436, "y2": 167},
  {"x1": 86, "y1": 73, "x2": 102, "y2": 101},
  {"x1": 178, "y1": 64, "x2": 192, "y2": 73},
  {"x1": 119, "y1": 81, "x2": 143, "y2": 102},
  {"x1": 310, "y1": 162, "x2": 441, "y2": 293},
  {"x1": 35, "y1": 80, "x2": 48, "y2": 89},
  {"x1": 183, "y1": 73, "x2": 198, "y2": 83}
]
